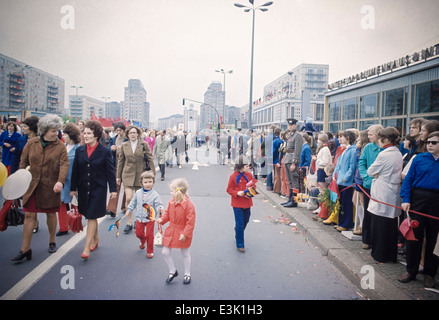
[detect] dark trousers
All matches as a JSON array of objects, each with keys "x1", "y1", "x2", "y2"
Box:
[
  {"x1": 405, "y1": 188, "x2": 439, "y2": 277},
  {"x1": 360, "y1": 187, "x2": 372, "y2": 245},
  {"x1": 370, "y1": 214, "x2": 398, "y2": 263},
  {"x1": 338, "y1": 185, "x2": 354, "y2": 229},
  {"x1": 159, "y1": 164, "x2": 165, "y2": 178},
  {"x1": 233, "y1": 207, "x2": 251, "y2": 249}
]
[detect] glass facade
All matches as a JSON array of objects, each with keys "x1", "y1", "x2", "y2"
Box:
[{"x1": 326, "y1": 61, "x2": 439, "y2": 135}]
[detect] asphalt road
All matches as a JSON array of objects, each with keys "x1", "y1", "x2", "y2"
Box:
[{"x1": 0, "y1": 145, "x2": 364, "y2": 301}]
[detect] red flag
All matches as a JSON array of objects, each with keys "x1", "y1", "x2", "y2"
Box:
[{"x1": 91, "y1": 111, "x2": 98, "y2": 121}]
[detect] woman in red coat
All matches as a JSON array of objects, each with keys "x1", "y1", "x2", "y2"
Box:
[
  {"x1": 226, "y1": 155, "x2": 254, "y2": 253},
  {"x1": 157, "y1": 178, "x2": 195, "y2": 285}
]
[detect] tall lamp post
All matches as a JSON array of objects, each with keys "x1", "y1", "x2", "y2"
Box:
[
  {"x1": 234, "y1": 0, "x2": 273, "y2": 130},
  {"x1": 215, "y1": 69, "x2": 233, "y2": 125}
]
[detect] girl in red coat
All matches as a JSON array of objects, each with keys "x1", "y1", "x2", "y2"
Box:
[
  {"x1": 226, "y1": 156, "x2": 254, "y2": 253},
  {"x1": 157, "y1": 178, "x2": 195, "y2": 285}
]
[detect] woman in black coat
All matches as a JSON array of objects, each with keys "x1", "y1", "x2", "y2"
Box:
[{"x1": 71, "y1": 120, "x2": 117, "y2": 260}]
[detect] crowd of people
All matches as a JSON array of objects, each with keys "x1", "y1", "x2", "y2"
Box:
[
  {"x1": 211, "y1": 117, "x2": 439, "y2": 289},
  {"x1": 1, "y1": 114, "x2": 439, "y2": 288},
  {"x1": 1, "y1": 115, "x2": 196, "y2": 284}
]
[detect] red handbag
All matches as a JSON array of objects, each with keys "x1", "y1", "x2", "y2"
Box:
[{"x1": 67, "y1": 205, "x2": 83, "y2": 233}]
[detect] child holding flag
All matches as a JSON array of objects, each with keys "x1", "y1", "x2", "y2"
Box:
[{"x1": 126, "y1": 171, "x2": 164, "y2": 258}]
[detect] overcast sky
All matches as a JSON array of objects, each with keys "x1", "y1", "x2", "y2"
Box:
[{"x1": 1, "y1": 0, "x2": 439, "y2": 122}]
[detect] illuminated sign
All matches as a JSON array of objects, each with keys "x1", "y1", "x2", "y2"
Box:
[{"x1": 328, "y1": 43, "x2": 439, "y2": 90}]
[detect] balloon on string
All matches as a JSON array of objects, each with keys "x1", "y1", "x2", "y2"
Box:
[
  {"x1": 2, "y1": 166, "x2": 32, "y2": 200},
  {"x1": 0, "y1": 162, "x2": 7, "y2": 187}
]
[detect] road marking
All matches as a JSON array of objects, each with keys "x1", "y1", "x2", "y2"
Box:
[{"x1": 0, "y1": 216, "x2": 108, "y2": 300}]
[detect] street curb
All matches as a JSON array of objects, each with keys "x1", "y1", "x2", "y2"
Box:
[{"x1": 256, "y1": 181, "x2": 413, "y2": 300}]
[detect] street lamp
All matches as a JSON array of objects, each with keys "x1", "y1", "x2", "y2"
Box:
[
  {"x1": 215, "y1": 69, "x2": 233, "y2": 125},
  {"x1": 234, "y1": 0, "x2": 273, "y2": 130},
  {"x1": 183, "y1": 98, "x2": 221, "y2": 132}
]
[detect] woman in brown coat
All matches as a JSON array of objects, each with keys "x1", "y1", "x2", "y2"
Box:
[
  {"x1": 117, "y1": 125, "x2": 155, "y2": 233},
  {"x1": 12, "y1": 114, "x2": 69, "y2": 262}
]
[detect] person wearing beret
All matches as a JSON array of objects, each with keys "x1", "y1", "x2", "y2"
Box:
[{"x1": 281, "y1": 118, "x2": 303, "y2": 208}]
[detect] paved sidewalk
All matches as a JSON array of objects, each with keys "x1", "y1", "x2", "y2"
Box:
[{"x1": 256, "y1": 181, "x2": 439, "y2": 300}]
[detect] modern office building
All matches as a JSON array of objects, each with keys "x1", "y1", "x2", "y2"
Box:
[
  {"x1": 184, "y1": 104, "x2": 199, "y2": 132},
  {"x1": 0, "y1": 53, "x2": 65, "y2": 120},
  {"x1": 105, "y1": 101, "x2": 121, "y2": 119},
  {"x1": 248, "y1": 63, "x2": 329, "y2": 131},
  {"x1": 122, "y1": 79, "x2": 150, "y2": 128},
  {"x1": 200, "y1": 81, "x2": 225, "y2": 130},
  {"x1": 69, "y1": 95, "x2": 105, "y2": 120},
  {"x1": 157, "y1": 114, "x2": 184, "y2": 130},
  {"x1": 324, "y1": 43, "x2": 439, "y2": 135}
]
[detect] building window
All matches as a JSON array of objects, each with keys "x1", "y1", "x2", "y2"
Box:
[
  {"x1": 360, "y1": 93, "x2": 378, "y2": 119},
  {"x1": 382, "y1": 118, "x2": 405, "y2": 135},
  {"x1": 383, "y1": 88, "x2": 405, "y2": 117},
  {"x1": 329, "y1": 122, "x2": 340, "y2": 133},
  {"x1": 342, "y1": 121, "x2": 357, "y2": 130},
  {"x1": 411, "y1": 79, "x2": 439, "y2": 114},
  {"x1": 359, "y1": 120, "x2": 378, "y2": 131},
  {"x1": 315, "y1": 103, "x2": 324, "y2": 121},
  {"x1": 329, "y1": 101, "x2": 340, "y2": 121},
  {"x1": 344, "y1": 98, "x2": 357, "y2": 120}
]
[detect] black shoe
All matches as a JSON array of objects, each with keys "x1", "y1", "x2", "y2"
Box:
[
  {"x1": 124, "y1": 224, "x2": 132, "y2": 233},
  {"x1": 106, "y1": 210, "x2": 116, "y2": 218},
  {"x1": 183, "y1": 275, "x2": 191, "y2": 285},
  {"x1": 48, "y1": 242, "x2": 57, "y2": 254},
  {"x1": 166, "y1": 270, "x2": 178, "y2": 283},
  {"x1": 398, "y1": 272, "x2": 416, "y2": 283},
  {"x1": 283, "y1": 201, "x2": 298, "y2": 208},
  {"x1": 11, "y1": 249, "x2": 32, "y2": 262},
  {"x1": 56, "y1": 231, "x2": 68, "y2": 236}
]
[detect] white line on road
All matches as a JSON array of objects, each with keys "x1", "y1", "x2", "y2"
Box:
[{"x1": 0, "y1": 216, "x2": 107, "y2": 300}]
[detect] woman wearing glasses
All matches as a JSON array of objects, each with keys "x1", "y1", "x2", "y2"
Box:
[{"x1": 399, "y1": 131, "x2": 439, "y2": 288}]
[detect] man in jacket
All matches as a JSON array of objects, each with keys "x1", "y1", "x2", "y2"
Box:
[
  {"x1": 281, "y1": 118, "x2": 303, "y2": 208},
  {"x1": 153, "y1": 130, "x2": 171, "y2": 181}
]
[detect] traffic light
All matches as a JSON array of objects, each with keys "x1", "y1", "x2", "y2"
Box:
[{"x1": 182, "y1": 98, "x2": 185, "y2": 105}]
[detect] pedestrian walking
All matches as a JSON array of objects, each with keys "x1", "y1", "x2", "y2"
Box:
[
  {"x1": 0, "y1": 121, "x2": 21, "y2": 175},
  {"x1": 70, "y1": 120, "x2": 117, "y2": 260},
  {"x1": 126, "y1": 171, "x2": 164, "y2": 258},
  {"x1": 157, "y1": 178, "x2": 196, "y2": 284},
  {"x1": 106, "y1": 122, "x2": 127, "y2": 217},
  {"x1": 226, "y1": 155, "x2": 254, "y2": 253},
  {"x1": 218, "y1": 130, "x2": 229, "y2": 165},
  {"x1": 153, "y1": 130, "x2": 171, "y2": 181},
  {"x1": 367, "y1": 127, "x2": 403, "y2": 263},
  {"x1": 57, "y1": 122, "x2": 81, "y2": 236},
  {"x1": 117, "y1": 125, "x2": 156, "y2": 233},
  {"x1": 11, "y1": 114, "x2": 69, "y2": 262},
  {"x1": 399, "y1": 131, "x2": 439, "y2": 288},
  {"x1": 281, "y1": 118, "x2": 303, "y2": 208}
]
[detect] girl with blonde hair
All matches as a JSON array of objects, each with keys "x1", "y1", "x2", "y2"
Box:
[{"x1": 157, "y1": 178, "x2": 196, "y2": 284}]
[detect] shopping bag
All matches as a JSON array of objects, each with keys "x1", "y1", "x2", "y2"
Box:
[
  {"x1": 154, "y1": 224, "x2": 163, "y2": 247},
  {"x1": 6, "y1": 200, "x2": 24, "y2": 226},
  {"x1": 0, "y1": 200, "x2": 13, "y2": 231},
  {"x1": 399, "y1": 212, "x2": 418, "y2": 241},
  {"x1": 67, "y1": 198, "x2": 83, "y2": 233}
]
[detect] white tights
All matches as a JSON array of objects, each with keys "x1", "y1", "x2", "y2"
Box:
[{"x1": 162, "y1": 246, "x2": 191, "y2": 276}]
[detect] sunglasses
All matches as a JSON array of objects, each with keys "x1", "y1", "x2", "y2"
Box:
[{"x1": 426, "y1": 140, "x2": 438, "y2": 145}]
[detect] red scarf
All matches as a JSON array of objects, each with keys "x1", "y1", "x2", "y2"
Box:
[{"x1": 87, "y1": 142, "x2": 99, "y2": 158}]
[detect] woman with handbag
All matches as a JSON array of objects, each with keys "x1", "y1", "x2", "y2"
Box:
[
  {"x1": 70, "y1": 120, "x2": 118, "y2": 260},
  {"x1": 367, "y1": 127, "x2": 403, "y2": 263},
  {"x1": 56, "y1": 122, "x2": 81, "y2": 236},
  {"x1": 117, "y1": 125, "x2": 155, "y2": 233},
  {"x1": 11, "y1": 114, "x2": 69, "y2": 262}
]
